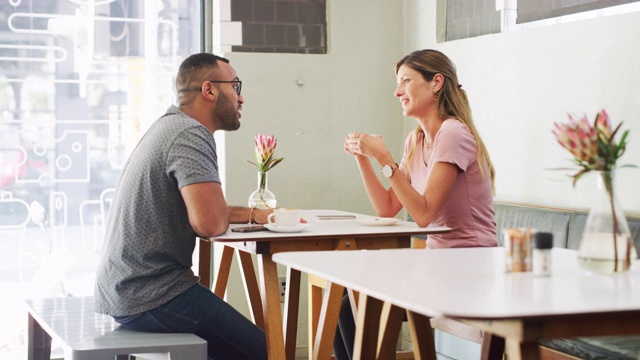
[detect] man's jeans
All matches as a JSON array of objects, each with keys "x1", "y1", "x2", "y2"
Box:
[{"x1": 113, "y1": 284, "x2": 267, "y2": 360}]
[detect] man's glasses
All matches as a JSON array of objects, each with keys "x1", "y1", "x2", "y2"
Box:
[{"x1": 209, "y1": 79, "x2": 242, "y2": 96}]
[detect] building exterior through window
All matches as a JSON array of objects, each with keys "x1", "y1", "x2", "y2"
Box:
[{"x1": 0, "y1": 1, "x2": 201, "y2": 357}]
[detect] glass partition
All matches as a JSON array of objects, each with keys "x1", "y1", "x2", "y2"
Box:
[{"x1": 0, "y1": 1, "x2": 201, "y2": 357}]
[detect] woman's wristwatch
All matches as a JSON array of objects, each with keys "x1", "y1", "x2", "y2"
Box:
[{"x1": 381, "y1": 163, "x2": 399, "y2": 178}]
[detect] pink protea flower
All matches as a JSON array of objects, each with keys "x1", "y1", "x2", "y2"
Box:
[
  {"x1": 552, "y1": 110, "x2": 637, "y2": 272},
  {"x1": 552, "y1": 113, "x2": 598, "y2": 165},
  {"x1": 594, "y1": 109, "x2": 613, "y2": 142},
  {"x1": 552, "y1": 109, "x2": 633, "y2": 186},
  {"x1": 248, "y1": 134, "x2": 284, "y2": 173}
]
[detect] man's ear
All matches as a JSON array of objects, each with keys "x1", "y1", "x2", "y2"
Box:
[{"x1": 202, "y1": 81, "x2": 217, "y2": 100}]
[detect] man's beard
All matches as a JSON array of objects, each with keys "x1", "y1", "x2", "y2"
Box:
[{"x1": 215, "y1": 91, "x2": 241, "y2": 131}]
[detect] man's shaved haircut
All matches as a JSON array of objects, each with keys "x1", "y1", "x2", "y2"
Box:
[
  {"x1": 176, "y1": 53, "x2": 229, "y2": 92},
  {"x1": 176, "y1": 53, "x2": 230, "y2": 105}
]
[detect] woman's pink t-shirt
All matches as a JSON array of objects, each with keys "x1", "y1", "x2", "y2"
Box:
[{"x1": 399, "y1": 119, "x2": 497, "y2": 248}]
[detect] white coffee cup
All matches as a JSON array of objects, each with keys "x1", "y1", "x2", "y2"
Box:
[{"x1": 267, "y1": 208, "x2": 301, "y2": 227}]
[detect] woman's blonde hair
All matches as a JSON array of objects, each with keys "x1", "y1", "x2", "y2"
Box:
[{"x1": 396, "y1": 49, "x2": 495, "y2": 194}]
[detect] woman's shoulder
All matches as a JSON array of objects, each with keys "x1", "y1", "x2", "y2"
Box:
[
  {"x1": 438, "y1": 119, "x2": 472, "y2": 139},
  {"x1": 441, "y1": 118, "x2": 469, "y2": 133}
]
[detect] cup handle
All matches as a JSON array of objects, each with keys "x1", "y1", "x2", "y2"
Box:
[{"x1": 267, "y1": 213, "x2": 276, "y2": 225}]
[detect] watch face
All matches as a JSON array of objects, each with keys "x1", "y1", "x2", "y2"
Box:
[{"x1": 382, "y1": 165, "x2": 392, "y2": 178}]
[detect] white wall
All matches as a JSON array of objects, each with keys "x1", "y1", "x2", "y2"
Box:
[
  {"x1": 216, "y1": 1, "x2": 404, "y2": 355},
  {"x1": 224, "y1": 1, "x2": 405, "y2": 215},
  {"x1": 404, "y1": 0, "x2": 640, "y2": 213},
  {"x1": 215, "y1": 0, "x2": 640, "y2": 355}
]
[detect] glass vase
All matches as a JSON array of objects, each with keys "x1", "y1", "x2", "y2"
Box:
[
  {"x1": 248, "y1": 171, "x2": 276, "y2": 209},
  {"x1": 577, "y1": 171, "x2": 637, "y2": 274}
]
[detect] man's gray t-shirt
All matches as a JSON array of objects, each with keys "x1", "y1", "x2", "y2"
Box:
[{"x1": 94, "y1": 105, "x2": 220, "y2": 316}]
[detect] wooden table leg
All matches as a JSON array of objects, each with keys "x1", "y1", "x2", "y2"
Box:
[
  {"x1": 312, "y1": 281, "x2": 345, "y2": 360},
  {"x1": 237, "y1": 250, "x2": 265, "y2": 329},
  {"x1": 407, "y1": 310, "x2": 436, "y2": 360},
  {"x1": 212, "y1": 245, "x2": 234, "y2": 297},
  {"x1": 284, "y1": 267, "x2": 301, "y2": 360},
  {"x1": 376, "y1": 301, "x2": 405, "y2": 359},
  {"x1": 347, "y1": 288, "x2": 359, "y2": 320},
  {"x1": 352, "y1": 295, "x2": 383, "y2": 360},
  {"x1": 258, "y1": 254, "x2": 287, "y2": 360},
  {"x1": 505, "y1": 338, "x2": 540, "y2": 360},
  {"x1": 308, "y1": 275, "x2": 325, "y2": 360},
  {"x1": 198, "y1": 239, "x2": 212, "y2": 288},
  {"x1": 480, "y1": 333, "x2": 505, "y2": 360}
]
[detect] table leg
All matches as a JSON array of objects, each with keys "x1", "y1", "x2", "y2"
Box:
[
  {"x1": 480, "y1": 333, "x2": 505, "y2": 360},
  {"x1": 198, "y1": 240, "x2": 212, "y2": 288},
  {"x1": 352, "y1": 295, "x2": 383, "y2": 360},
  {"x1": 258, "y1": 254, "x2": 287, "y2": 360},
  {"x1": 407, "y1": 310, "x2": 436, "y2": 360},
  {"x1": 237, "y1": 250, "x2": 265, "y2": 329},
  {"x1": 284, "y1": 267, "x2": 301, "y2": 360},
  {"x1": 212, "y1": 245, "x2": 234, "y2": 297},
  {"x1": 347, "y1": 288, "x2": 359, "y2": 320},
  {"x1": 376, "y1": 301, "x2": 405, "y2": 359},
  {"x1": 307, "y1": 275, "x2": 325, "y2": 360},
  {"x1": 312, "y1": 281, "x2": 345, "y2": 360},
  {"x1": 505, "y1": 338, "x2": 540, "y2": 360},
  {"x1": 27, "y1": 312, "x2": 51, "y2": 360}
]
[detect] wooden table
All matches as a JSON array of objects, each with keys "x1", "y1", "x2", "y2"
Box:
[
  {"x1": 273, "y1": 247, "x2": 640, "y2": 360},
  {"x1": 198, "y1": 209, "x2": 451, "y2": 360}
]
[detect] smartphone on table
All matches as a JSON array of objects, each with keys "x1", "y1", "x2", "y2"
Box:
[{"x1": 232, "y1": 225, "x2": 268, "y2": 233}]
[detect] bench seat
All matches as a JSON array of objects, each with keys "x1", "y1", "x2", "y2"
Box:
[
  {"x1": 540, "y1": 336, "x2": 640, "y2": 360},
  {"x1": 26, "y1": 296, "x2": 207, "y2": 360}
]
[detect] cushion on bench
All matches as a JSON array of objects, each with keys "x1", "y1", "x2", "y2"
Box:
[
  {"x1": 495, "y1": 203, "x2": 572, "y2": 248},
  {"x1": 540, "y1": 336, "x2": 640, "y2": 360}
]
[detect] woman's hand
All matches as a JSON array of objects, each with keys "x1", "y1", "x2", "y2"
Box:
[
  {"x1": 343, "y1": 135, "x2": 358, "y2": 156},
  {"x1": 345, "y1": 132, "x2": 388, "y2": 161}
]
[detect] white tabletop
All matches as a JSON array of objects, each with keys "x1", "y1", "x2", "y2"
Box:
[
  {"x1": 273, "y1": 247, "x2": 640, "y2": 320},
  {"x1": 211, "y1": 209, "x2": 451, "y2": 242}
]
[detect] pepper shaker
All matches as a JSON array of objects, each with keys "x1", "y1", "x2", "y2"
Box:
[{"x1": 533, "y1": 232, "x2": 553, "y2": 276}]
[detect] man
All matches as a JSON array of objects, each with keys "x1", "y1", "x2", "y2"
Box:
[{"x1": 94, "y1": 53, "x2": 269, "y2": 360}]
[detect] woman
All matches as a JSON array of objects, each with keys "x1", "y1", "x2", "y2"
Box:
[{"x1": 334, "y1": 49, "x2": 496, "y2": 359}]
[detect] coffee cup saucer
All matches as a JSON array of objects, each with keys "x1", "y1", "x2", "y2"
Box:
[{"x1": 264, "y1": 223, "x2": 310, "y2": 233}]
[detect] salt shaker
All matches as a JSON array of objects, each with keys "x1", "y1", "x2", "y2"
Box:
[{"x1": 533, "y1": 232, "x2": 553, "y2": 276}]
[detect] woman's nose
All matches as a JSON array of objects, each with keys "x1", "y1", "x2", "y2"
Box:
[{"x1": 394, "y1": 84, "x2": 403, "y2": 97}]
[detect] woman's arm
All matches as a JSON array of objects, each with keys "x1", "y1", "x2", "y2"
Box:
[
  {"x1": 392, "y1": 162, "x2": 458, "y2": 227},
  {"x1": 352, "y1": 155, "x2": 403, "y2": 217},
  {"x1": 345, "y1": 133, "x2": 403, "y2": 217},
  {"x1": 347, "y1": 132, "x2": 458, "y2": 227}
]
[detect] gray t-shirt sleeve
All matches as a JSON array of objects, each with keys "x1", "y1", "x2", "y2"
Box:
[{"x1": 167, "y1": 126, "x2": 220, "y2": 189}]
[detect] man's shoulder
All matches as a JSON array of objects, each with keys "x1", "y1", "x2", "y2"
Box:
[
  {"x1": 161, "y1": 105, "x2": 198, "y2": 124},
  {"x1": 153, "y1": 105, "x2": 207, "y2": 134}
]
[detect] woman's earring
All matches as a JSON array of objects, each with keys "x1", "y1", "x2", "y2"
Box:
[{"x1": 432, "y1": 91, "x2": 439, "y2": 101}]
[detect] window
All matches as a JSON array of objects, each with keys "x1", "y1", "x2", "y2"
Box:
[
  {"x1": 437, "y1": 0, "x2": 503, "y2": 42},
  {"x1": 516, "y1": 0, "x2": 640, "y2": 24},
  {"x1": 215, "y1": 0, "x2": 328, "y2": 54},
  {"x1": 0, "y1": 1, "x2": 202, "y2": 357},
  {"x1": 438, "y1": 0, "x2": 640, "y2": 41}
]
